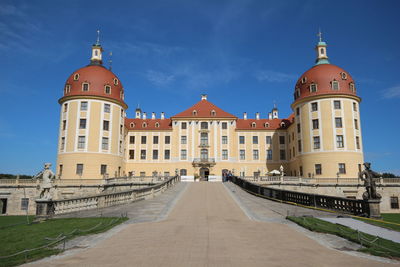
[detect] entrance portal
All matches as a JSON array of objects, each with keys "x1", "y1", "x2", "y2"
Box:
[
  {"x1": 200, "y1": 167, "x2": 210, "y2": 181},
  {"x1": 0, "y1": 199, "x2": 7, "y2": 214}
]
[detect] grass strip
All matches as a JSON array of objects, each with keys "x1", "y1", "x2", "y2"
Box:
[
  {"x1": 0, "y1": 216, "x2": 128, "y2": 267},
  {"x1": 353, "y1": 214, "x2": 400, "y2": 232},
  {"x1": 287, "y1": 216, "x2": 400, "y2": 259}
]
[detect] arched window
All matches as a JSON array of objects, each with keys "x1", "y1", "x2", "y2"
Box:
[
  {"x1": 201, "y1": 122, "x2": 208, "y2": 129},
  {"x1": 155, "y1": 122, "x2": 160, "y2": 128},
  {"x1": 280, "y1": 122, "x2": 286, "y2": 128},
  {"x1": 82, "y1": 83, "x2": 89, "y2": 91},
  {"x1": 113, "y1": 78, "x2": 119, "y2": 85},
  {"x1": 192, "y1": 110, "x2": 197, "y2": 116},
  {"x1": 64, "y1": 84, "x2": 71, "y2": 94},
  {"x1": 251, "y1": 122, "x2": 256, "y2": 128},
  {"x1": 310, "y1": 83, "x2": 317, "y2": 93},
  {"x1": 341, "y1": 72, "x2": 347, "y2": 80},
  {"x1": 211, "y1": 110, "x2": 216, "y2": 116},
  {"x1": 331, "y1": 80, "x2": 339, "y2": 90},
  {"x1": 180, "y1": 169, "x2": 187, "y2": 176},
  {"x1": 73, "y1": 73, "x2": 79, "y2": 81},
  {"x1": 130, "y1": 122, "x2": 135, "y2": 128},
  {"x1": 320, "y1": 48, "x2": 324, "y2": 55},
  {"x1": 142, "y1": 122, "x2": 147, "y2": 128},
  {"x1": 264, "y1": 123, "x2": 269, "y2": 128},
  {"x1": 301, "y1": 76, "x2": 307, "y2": 84},
  {"x1": 105, "y1": 85, "x2": 111, "y2": 94},
  {"x1": 201, "y1": 149, "x2": 208, "y2": 159}
]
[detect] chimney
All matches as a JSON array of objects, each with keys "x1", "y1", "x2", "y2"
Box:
[
  {"x1": 268, "y1": 112, "x2": 272, "y2": 120},
  {"x1": 151, "y1": 112, "x2": 156, "y2": 119},
  {"x1": 243, "y1": 112, "x2": 247, "y2": 120},
  {"x1": 161, "y1": 112, "x2": 165, "y2": 120},
  {"x1": 142, "y1": 112, "x2": 147, "y2": 120},
  {"x1": 256, "y1": 112, "x2": 260, "y2": 120},
  {"x1": 201, "y1": 94, "x2": 207, "y2": 100}
]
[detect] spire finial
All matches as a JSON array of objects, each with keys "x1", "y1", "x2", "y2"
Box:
[
  {"x1": 96, "y1": 29, "x2": 100, "y2": 45},
  {"x1": 317, "y1": 28, "x2": 322, "y2": 42}
]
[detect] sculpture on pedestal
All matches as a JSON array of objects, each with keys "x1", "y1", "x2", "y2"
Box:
[
  {"x1": 33, "y1": 163, "x2": 55, "y2": 200},
  {"x1": 358, "y1": 162, "x2": 381, "y2": 200}
]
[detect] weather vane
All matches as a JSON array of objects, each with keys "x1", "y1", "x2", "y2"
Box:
[{"x1": 317, "y1": 28, "x2": 322, "y2": 42}]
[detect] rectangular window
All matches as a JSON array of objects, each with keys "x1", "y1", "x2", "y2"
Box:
[
  {"x1": 338, "y1": 163, "x2": 346, "y2": 174},
  {"x1": 64, "y1": 103, "x2": 68, "y2": 112},
  {"x1": 279, "y1": 149, "x2": 286, "y2": 160},
  {"x1": 100, "y1": 164, "x2": 107, "y2": 175},
  {"x1": 279, "y1": 136, "x2": 285, "y2": 144},
  {"x1": 298, "y1": 140, "x2": 302, "y2": 152},
  {"x1": 253, "y1": 150, "x2": 259, "y2": 160},
  {"x1": 181, "y1": 149, "x2": 187, "y2": 160},
  {"x1": 335, "y1": 117, "x2": 343, "y2": 128},
  {"x1": 315, "y1": 164, "x2": 322, "y2": 175},
  {"x1": 129, "y1": 136, "x2": 135, "y2": 144},
  {"x1": 297, "y1": 123, "x2": 301, "y2": 133},
  {"x1": 21, "y1": 198, "x2": 29, "y2": 211},
  {"x1": 239, "y1": 136, "x2": 245, "y2": 144},
  {"x1": 296, "y1": 107, "x2": 300, "y2": 116},
  {"x1": 129, "y1": 149, "x2": 134, "y2": 159},
  {"x1": 181, "y1": 136, "x2": 187, "y2": 144},
  {"x1": 201, "y1": 122, "x2": 208, "y2": 129},
  {"x1": 141, "y1": 136, "x2": 147, "y2": 144},
  {"x1": 353, "y1": 102, "x2": 357, "y2": 112},
  {"x1": 62, "y1": 120, "x2": 66, "y2": 130},
  {"x1": 140, "y1": 150, "x2": 146, "y2": 160},
  {"x1": 222, "y1": 149, "x2": 228, "y2": 160},
  {"x1": 336, "y1": 135, "x2": 344, "y2": 148},
  {"x1": 104, "y1": 104, "x2": 110, "y2": 113},
  {"x1": 165, "y1": 136, "x2": 170, "y2": 144},
  {"x1": 266, "y1": 136, "x2": 272, "y2": 144},
  {"x1": 390, "y1": 197, "x2": 399, "y2": 209},
  {"x1": 252, "y1": 136, "x2": 258, "y2": 144},
  {"x1": 59, "y1": 164, "x2": 63, "y2": 176},
  {"x1": 332, "y1": 81, "x2": 339, "y2": 90},
  {"x1": 181, "y1": 122, "x2": 187, "y2": 129},
  {"x1": 240, "y1": 150, "x2": 245, "y2": 160},
  {"x1": 153, "y1": 150, "x2": 158, "y2": 160},
  {"x1": 76, "y1": 164, "x2": 83, "y2": 175},
  {"x1": 354, "y1": 119, "x2": 359, "y2": 130},
  {"x1": 79, "y1": 119, "x2": 87, "y2": 129},
  {"x1": 312, "y1": 119, "x2": 319, "y2": 129},
  {"x1": 164, "y1": 150, "x2": 170, "y2": 160},
  {"x1": 334, "y1": 100, "x2": 341, "y2": 109},
  {"x1": 222, "y1": 122, "x2": 228, "y2": 129},
  {"x1": 356, "y1": 136, "x2": 360, "y2": 149},
  {"x1": 153, "y1": 136, "x2": 159, "y2": 144},
  {"x1": 222, "y1": 136, "x2": 228, "y2": 144},
  {"x1": 313, "y1": 136, "x2": 320, "y2": 149},
  {"x1": 83, "y1": 83, "x2": 89, "y2": 91},
  {"x1": 60, "y1": 137, "x2": 65, "y2": 150},
  {"x1": 78, "y1": 136, "x2": 85, "y2": 149},
  {"x1": 299, "y1": 166, "x2": 303, "y2": 176},
  {"x1": 200, "y1": 133, "x2": 208, "y2": 145},
  {"x1": 103, "y1": 120, "x2": 109, "y2": 131},
  {"x1": 102, "y1": 137, "x2": 109, "y2": 150},
  {"x1": 266, "y1": 149, "x2": 272, "y2": 160},
  {"x1": 80, "y1": 101, "x2": 88, "y2": 111},
  {"x1": 310, "y1": 83, "x2": 317, "y2": 92},
  {"x1": 311, "y1": 102, "x2": 318, "y2": 112}
]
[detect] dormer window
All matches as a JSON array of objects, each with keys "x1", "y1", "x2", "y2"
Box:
[
  {"x1": 331, "y1": 80, "x2": 339, "y2": 90},
  {"x1": 341, "y1": 72, "x2": 347, "y2": 80},
  {"x1": 310, "y1": 83, "x2": 317, "y2": 93},
  {"x1": 211, "y1": 110, "x2": 216, "y2": 116},
  {"x1": 295, "y1": 89, "x2": 300, "y2": 99},
  {"x1": 120, "y1": 90, "x2": 124, "y2": 99},
  {"x1": 155, "y1": 122, "x2": 160, "y2": 128},
  {"x1": 192, "y1": 110, "x2": 197, "y2": 116},
  {"x1": 113, "y1": 78, "x2": 119, "y2": 85},
  {"x1": 349, "y1": 82, "x2": 356, "y2": 92},
  {"x1": 280, "y1": 122, "x2": 286, "y2": 127},
  {"x1": 264, "y1": 123, "x2": 269, "y2": 128},
  {"x1": 301, "y1": 76, "x2": 307, "y2": 84},
  {"x1": 142, "y1": 122, "x2": 147, "y2": 128},
  {"x1": 64, "y1": 84, "x2": 71, "y2": 94},
  {"x1": 82, "y1": 83, "x2": 89, "y2": 91},
  {"x1": 105, "y1": 85, "x2": 111, "y2": 94},
  {"x1": 130, "y1": 122, "x2": 135, "y2": 128},
  {"x1": 73, "y1": 73, "x2": 79, "y2": 81},
  {"x1": 251, "y1": 122, "x2": 256, "y2": 128}
]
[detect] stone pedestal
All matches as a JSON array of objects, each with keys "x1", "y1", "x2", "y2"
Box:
[
  {"x1": 367, "y1": 199, "x2": 381, "y2": 218},
  {"x1": 35, "y1": 199, "x2": 54, "y2": 219}
]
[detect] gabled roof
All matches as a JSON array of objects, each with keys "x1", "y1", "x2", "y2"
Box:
[
  {"x1": 125, "y1": 118, "x2": 172, "y2": 131},
  {"x1": 172, "y1": 99, "x2": 237, "y2": 119},
  {"x1": 236, "y1": 117, "x2": 293, "y2": 130}
]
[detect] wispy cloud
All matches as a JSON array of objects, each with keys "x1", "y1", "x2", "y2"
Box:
[
  {"x1": 146, "y1": 70, "x2": 175, "y2": 86},
  {"x1": 255, "y1": 70, "x2": 297, "y2": 83},
  {"x1": 382, "y1": 85, "x2": 400, "y2": 99}
]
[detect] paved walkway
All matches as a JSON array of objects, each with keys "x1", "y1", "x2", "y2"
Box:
[
  {"x1": 27, "y1": 183, "x2": 395, "y2": 266},
  {"x1": 320, "y1": 217, "x2": 400, "y2": 243}
]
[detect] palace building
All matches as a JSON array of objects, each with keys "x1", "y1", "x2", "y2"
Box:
[{"x1": 56, "y1": 36, "x2": 364, "y2": 180}]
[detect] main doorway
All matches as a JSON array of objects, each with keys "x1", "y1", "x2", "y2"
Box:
[{"x1": 200, "y1": 167, "x2": 209, "y2": 181}]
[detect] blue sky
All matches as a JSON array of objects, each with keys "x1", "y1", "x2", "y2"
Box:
[{"x1": 0, "y1": 0, "x2": 399, "y2": 175}]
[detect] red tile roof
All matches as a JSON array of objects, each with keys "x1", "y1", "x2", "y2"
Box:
[
  {"x1": 236, "y1": 117, "x2": 293, "y2": 130},
  {"x1": 172, "y1": 99, "x2": 237, "y2": 118},
  {"x1": 125, "y1": 118, "x2": 172, "y2": 130}
]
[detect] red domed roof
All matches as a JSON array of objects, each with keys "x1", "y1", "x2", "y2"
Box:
[
  {"x1": 61, "y1": 65, "x2": 126, "y2": 107},
  {"x1": 293, "y1": 64, "x2": 358, "y2": 103}
]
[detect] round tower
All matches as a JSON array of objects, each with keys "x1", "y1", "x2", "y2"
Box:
[
  {"x1": 56, "y1": 36, "x2": 127, "y2": 179},
  {"x1": 290, "y1": 34, "x2": 363, "y2": 178}
]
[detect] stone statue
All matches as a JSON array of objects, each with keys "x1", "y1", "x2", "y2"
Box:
[
  {"x1": 33, "y1": 163, "x2": 55, "y2": 200},
  {"x1": 279, "y1": 165, "x2": 284, "y2": 177},
  {"x1": 358, "y1": 162, "x2": 381, "y2": 200}
]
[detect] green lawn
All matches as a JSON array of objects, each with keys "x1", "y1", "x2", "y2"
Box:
[
  {"x1": 354, "y1": 213, "x2": 400, "y2": 232},
  {"x1": 287, "y1": 216, "x2": 400, "y2": 259},
  {"x1": 0, "y1": 216, "x2": 34, "y2": 228},
  {"x1": 0, "y1": 216, "x2": 127, "y2": 267}
]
